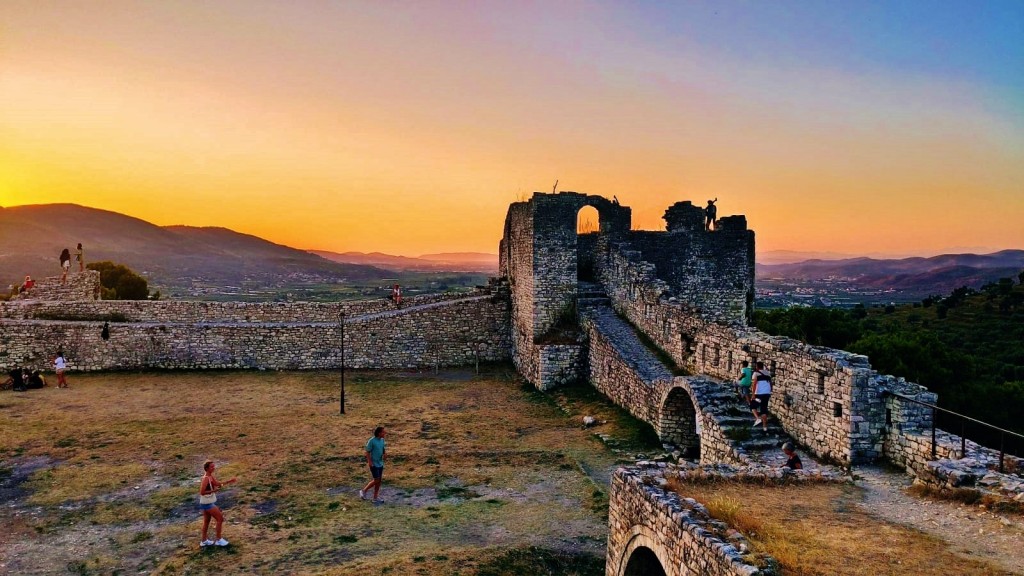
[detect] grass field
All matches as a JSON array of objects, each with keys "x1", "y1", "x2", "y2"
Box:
[
  {"x1": 678, "y1": 481, "x2": 1014, "y2": 576},
  {"x1": 0, "y1": 367, "x2": 657, "y2": 575}
]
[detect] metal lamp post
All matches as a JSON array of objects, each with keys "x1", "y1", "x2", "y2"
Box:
[{"x1": 344, "y1": 309, "x2": 348, "y2": 412}]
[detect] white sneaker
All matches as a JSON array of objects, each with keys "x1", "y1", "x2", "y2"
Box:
[
  {"x1": 358, "y1": 489, "x2": 366, "y2": 500},
  {"x1": 200, "y1": 539, "x2": 214, "y2": 547},
  {"x1": 215, "y1": 538, "x2": 229, "y2": 547},
  {"x1": 751, "y1": 420, "x2": 760, "y2": 427}
]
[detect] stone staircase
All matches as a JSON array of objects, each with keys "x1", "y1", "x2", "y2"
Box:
[
  {"x1": 576, "y1": 281, "x2": 611, "y2": 310},
  {"x1": 578, "y1": 281, "x2": 803, "y2": 467}
]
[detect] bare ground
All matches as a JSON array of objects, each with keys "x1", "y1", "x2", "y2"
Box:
[{"x1": 0, "y1": 368, "x2": 640, "y2": 575}]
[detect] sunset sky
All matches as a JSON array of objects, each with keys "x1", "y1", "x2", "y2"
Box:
[{"x1": 2, "y1": 1, "x2": 1022, "y2": 257}]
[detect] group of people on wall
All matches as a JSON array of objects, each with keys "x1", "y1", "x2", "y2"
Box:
[
  {"x1": 735, "y1": 359, "x2": 803, "y2": 470},
  {"x1": 1, "y1": 350, "x2": 69, "y2": 392},
  {"x1": 58, "y1": 243, "x2": 85, "y2": 284},
  {"x1": 11, "y1": 242, "x2": 84, "y2": 296}
]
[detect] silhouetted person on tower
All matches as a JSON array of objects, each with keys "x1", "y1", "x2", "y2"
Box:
[{"x1": 705, "y1": 198, "x2": 718, "y2": 231}]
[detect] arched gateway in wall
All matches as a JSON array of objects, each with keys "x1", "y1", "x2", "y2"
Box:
[{"x1": 658, "y1": 386, "x2": 700, "y2": 458}]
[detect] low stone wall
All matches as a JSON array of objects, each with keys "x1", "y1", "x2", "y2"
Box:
[
  {"x1": 0, "y1": 295, "x2": 510, "y2": 371},
  {"x1": 9, "y1": 270, "x2": 100, "y2": 302},
  {"x1": 537, "y1": 344, "x2": 583, "y2": 391},
  {"x1": 0, "y1": 290, "x2": 479, "y2": 323},
  {"x1": 607, "y1": 462, "x2": 846, "y2": 576}
]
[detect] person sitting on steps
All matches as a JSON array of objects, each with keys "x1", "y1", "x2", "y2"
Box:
[{"x1": 781, "y1": 442, "x2": 803, "y2": 470}]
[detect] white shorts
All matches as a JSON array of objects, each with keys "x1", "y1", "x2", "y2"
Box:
[{"x1": 62, "y1": 261, "x2": 70, "y2": 270}]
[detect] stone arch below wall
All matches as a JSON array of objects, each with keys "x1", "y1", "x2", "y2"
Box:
[
  {"x1": 614, "y1": 526, "x2": 673, "y2": 576},
  {"x1": 658, "y1": 385, "x2": 700, "y2": 459},
  {"x1": 623, "y1": 547, "x2": 667, "y2": 576}
]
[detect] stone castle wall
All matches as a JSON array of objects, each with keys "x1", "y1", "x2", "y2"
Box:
[
  {"x1": 0, "y1": 290, "x2": 475, "y2": 324},
  {"x1": 595, "y1": 238, "x2": 925, "y2": 466},
  {"x1": 0, "y1": 293, "x2": 510, "y2": 371},
  {"x1": 581, "y1": 307, "x2": 746, "y2": 466},
  {"x1": 9, "y1": 270, "x2": 101, "y2": 302}
]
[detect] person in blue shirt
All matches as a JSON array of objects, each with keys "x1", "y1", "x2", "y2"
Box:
[{"x1": 359, "y1": 426, "x2": 387, "y2": 503}]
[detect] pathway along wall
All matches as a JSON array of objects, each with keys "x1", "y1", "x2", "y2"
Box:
[
  {"x1": 0, "y1": 293, "x2": 510, "y2": 371},
  {"x1": 593, "y1": 236, "x2": 939, "y2": 467}
]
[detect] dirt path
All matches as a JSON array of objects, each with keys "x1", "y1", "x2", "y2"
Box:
[{"x1": 854, "y1": 465, "x2": 1024, "y2": 575}]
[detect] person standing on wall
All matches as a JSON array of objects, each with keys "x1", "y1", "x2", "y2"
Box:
[
  {"x1": 75, "y1": 243, "x2": 84, "y2": 272},
  {"x1": 54, "y1": 350, "x2": 68, "y2": 388},
  {"x1": 59, "y1": 248, "x2": 71, "y2": 284},
  {"x1": 392, "y1": 284, "x2": 402, "y2": 308},
  {"x1": 704, "y1": 198, "x2": 718, "y2": 231},
  {"x1": 198, "y1": 459, "x2": 237, "y2": 547},
  {"x1": 359, "y1": 426, "x2": 387, "y2": 503},
  {"x1": 751, "y1": 361, "x2": 772, "y2": 432}
]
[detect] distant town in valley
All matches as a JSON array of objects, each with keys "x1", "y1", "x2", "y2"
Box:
[{"x1": 2, "y1": 204, "x2": 1022, "y2": 306}]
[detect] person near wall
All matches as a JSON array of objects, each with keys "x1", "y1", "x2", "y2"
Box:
[
  {"x1": 4, "y1": 369, "x2": 26, "y2": 392},
  {"x1": 75, "y1": 243, "x2": 84, "y2": 272},
  {"x1": 736, "y1": 360, "x2": 753, "y2": 399},
  {"x1": 392, "y1": 284, "x2": 402, "y2": 308},
  {"x1": 751, "y1": 361, "x2": 772, "y2": 432},
  {"x1": 781, "y1": 442, "x2": 803, "y2": 470},
  {"x1": 704, "y1": 198, "x2": 718, "y2": 231},
  {"x1": 359, "y1": 426, "x2": 387, "y2": 503},
  {"x1": 60, "y1": 248, "x2": 71, "y2": 284},
  {"x1": 54, "y1": 350, "x2": 69, "y2": 388},
  {"x1": 20, "y1": 275, "x2": 34, "y2": 294},
  {"x1": 26, "y1": 370, "x2": 47, "y2": 389},
  {"x1": 198, "y1": 460, "x2": 237, "y2": 547}
]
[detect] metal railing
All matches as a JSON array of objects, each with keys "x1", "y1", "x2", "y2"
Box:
[{"x1": 884, "y1": 391, "x2": 1023, "y2": 473}]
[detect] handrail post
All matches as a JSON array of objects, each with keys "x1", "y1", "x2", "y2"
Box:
[
  {"x1": 931, "y1": 406, "x2": 937, "y2": 460},
  {"x1": 961, "y1": 419, "x2": 966, "y2": 459},
  {"x1": 1000, "y1": 431, "x2": 1005, "y2": 474}
]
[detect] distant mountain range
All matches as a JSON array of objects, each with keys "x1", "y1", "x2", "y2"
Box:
[
  {"x1": 311, "y1": 250, "x2": 498, "y2": 273},
  {"x1": 758, "y1": 250, "x2": 1024, "y2": 293},
  {"x1": 2, "y1": 203, "x2": 1017, "y2": 299},
  {"x1": 0, "y1": 204, "x2": 388, "y2": 292}
]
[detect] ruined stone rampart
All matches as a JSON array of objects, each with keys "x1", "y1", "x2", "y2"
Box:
[
  {"x1": 0, "y1": 290, "x2": 475, "y2": 324},
  {"x1": 581, "y1": 307, "x2": 747, "y2": 465},
  {"x1": 9, "y1": 270, "x2": 101, "y2": 302},
  {"x1": 594, "y1": 237, "x2": 942, "y2": 466},
  {"x1": 607, "y1": 462, "x2": 846, "y2": 576},
  {"x1": 0, "y1": 293, "x2": 510, "y2": 371}
]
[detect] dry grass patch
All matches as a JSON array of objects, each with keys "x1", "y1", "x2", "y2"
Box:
[
  {"x1": 679, "y1": 482, "x2": 1014, "y2": 576},
  {"x1": 0, "y1": 367, "x2": 639, "y2": 575}
]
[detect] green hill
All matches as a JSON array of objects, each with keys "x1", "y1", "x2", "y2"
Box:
[{"x1": 753, "y1": 273, "x2": 1024, "y2": 446}]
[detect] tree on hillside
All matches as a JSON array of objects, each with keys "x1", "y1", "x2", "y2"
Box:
[{"x1": 86, "y1": 261, "x2": 151, "y2": 300}]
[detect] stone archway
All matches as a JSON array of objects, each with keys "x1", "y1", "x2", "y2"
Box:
[
  {"x1": 623, "y1": 546, "x2": 667, "y2": 576},
  {"x1": 577, "y1": 205, "x2": 600, "y2": 281},
  {"x1": 659, "y1": 386, "x2": 700, "y2": 458},
  {"x1": 613, "y1": 527, "x2": 674, "y2": 576}
]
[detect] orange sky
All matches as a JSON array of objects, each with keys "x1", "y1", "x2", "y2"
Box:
[{"x1": 2, "y1": 2, "x2": 1022, "y2": 256}]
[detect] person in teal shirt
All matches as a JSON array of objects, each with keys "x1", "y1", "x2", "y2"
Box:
[
  {"x1": 359, "y1": 426, "x2": 387, "y2": 503},
  {"x1": 736, "y1": 360, "x2": 753, "y2": 400}
]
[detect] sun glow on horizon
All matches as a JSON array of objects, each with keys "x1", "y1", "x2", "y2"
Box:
[{"x1": 2, "y1": 1, "x2": 1022, "y2": 256}]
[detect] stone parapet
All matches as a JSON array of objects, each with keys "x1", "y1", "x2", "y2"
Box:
[
  {"x1": 0, "y1": 294, "x2": 510, "y2": 371},
  {"x1": 10, "y1": 270, "x2": 101, "y2": 302},
  {"x1": 0, "y1": 289, "x2": 483, "y2": 323},
  {"x1": 607, "y1": 462, "x2": 845, "y2": 576}
]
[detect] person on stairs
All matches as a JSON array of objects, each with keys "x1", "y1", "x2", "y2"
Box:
[{"x1": 751, "y1": 361, "x2": 772, "y2": 432}]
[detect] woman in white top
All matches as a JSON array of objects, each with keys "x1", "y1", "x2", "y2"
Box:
[
  {"x1": 751, "y1": 361, "x2": 772, "y2": 432},
  {"x1": 54, "y1": 350, "x2": 68, "y2": 388}
]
